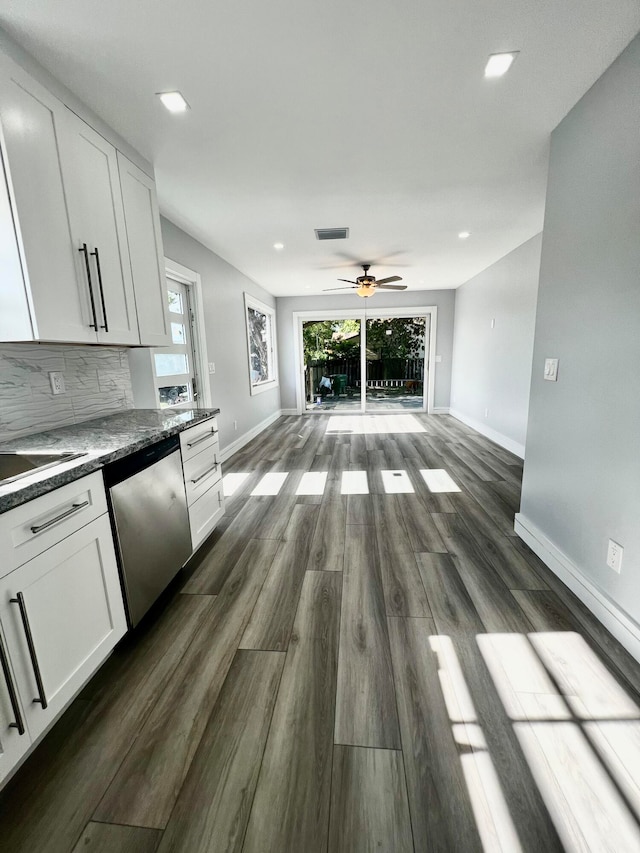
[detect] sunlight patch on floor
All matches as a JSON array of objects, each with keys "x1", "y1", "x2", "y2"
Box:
[
  {"x1": 381, "y1": 470, "x2": 414, "y2": 494},
  {"x1": 420, "y1": 468, "x2": 461, "y2": 493},
  {"x1": 296, "y1": 471, "x2": 328, "y2": 495},
  {"x1": 251, "y1": 472, "x2": 289, "y2": 496},
  {"x1": 325, "y1": 414, "x2": 426, "y2": 435},
  {"x1": 222, "y1": 472, "x2": 251, "y2": 498},
  {"x1": 340, "y1": 471, "x2": 369, "y2": 495}
]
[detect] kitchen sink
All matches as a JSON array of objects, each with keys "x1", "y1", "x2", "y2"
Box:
[{"x1": 0, "y1": 452, "x2": 86, "y2": 486}]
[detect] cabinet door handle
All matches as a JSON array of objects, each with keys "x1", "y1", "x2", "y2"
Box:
[
  {"x1": 10, "y1": 593, "x2": 47, "y2": 710},
  {"x1": 90, "y1": 247, "x2": 109, "y2": 332},
  {"x1": 186, "y1": 428, "x2": 218, "y2": 449},
  {"x1": 190, "y1": 460, "x2": 218, "y2": 484},
  {"x1": 79, "y1": 243, "x2": 99, "y2": 330},
  {"x1": 30, "y1": 501, "x2": 89, "y2": 535},
  {"x1": 0, "y1": 631, "x2": 25, "y2": 736}
]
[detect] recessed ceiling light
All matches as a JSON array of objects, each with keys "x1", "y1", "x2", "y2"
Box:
[
  {"x1": 458, "y1": 231, "x2": 471, "y2": 240},
  {"x1": 157, "y1": 91, "x2": 189, "y2": 113},
  {"x1": 273, "y1": 242, "x2": 284, "y2": 250},
  {"x1": 484, "y1": 52, "x2": 518, "y2": 78}
]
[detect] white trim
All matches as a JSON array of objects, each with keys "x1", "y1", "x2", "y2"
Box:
[
  {"x1": 514, "y1": 513, "x2": 640, "y2": 664},
  {"x1": 280, "y1": 408, "x2": 298, "y2": 416},
  {"x1": 432, "y1": 407, "x2": 450, "y2": 414},
  {"x1": 292, "y1": 306, "x2": 438, "y2": 416},
  {"x1": 449, "y1": 409, "x2": 525, "y2": 459},
  {"x1": 164, "y1": 257, "x2": 212, "y2": 408},
  {"x1": 219, "y1": 409, "x2": 284, "y2": 462},
  {"x1": 244, "y1": 292, "x2": 279, "y2": 396}
]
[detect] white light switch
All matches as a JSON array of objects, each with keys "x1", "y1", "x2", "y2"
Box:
[
  {"x1": 544, "y1": 358, "x2": 559, "y2": 381},
  {"x1": 435, "y1": 355, "x2": 442, "y2": 363},
  {"x1": 607, "y1": 539, "x2": 623, "y2": 573},
  {"x1": 208, "y1": 362, "x2": 216, "y2": 374}
]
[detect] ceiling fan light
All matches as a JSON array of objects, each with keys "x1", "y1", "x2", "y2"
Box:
[{"x1": 356, "y1": 284, "x2": 375, "y2": 298}]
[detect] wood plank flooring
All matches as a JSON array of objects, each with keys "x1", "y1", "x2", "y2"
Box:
[{"x1": 3, "y1": 412, "x2": 640, "y2": 852}]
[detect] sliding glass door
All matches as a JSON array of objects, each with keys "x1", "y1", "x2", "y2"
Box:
[
  {"x1": 365, "y1": 316, "x2": 427, "y2": 411},
  {"x1": 302, "y1": 318, "x2": 361, "y2": 411},
  {"x1": 297, "y1": 309, "x2": 432, "y2": 414}
]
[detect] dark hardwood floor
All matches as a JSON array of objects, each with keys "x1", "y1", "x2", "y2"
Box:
[{"x1": 3, "y1": 412, "x2": 640, "y2": 852}]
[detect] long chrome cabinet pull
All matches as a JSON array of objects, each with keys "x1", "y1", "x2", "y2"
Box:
[
  {"x1": 0, "y1": 631, "x2": 25, "y2": 735},
  {"x1": 30, "y1": 500, "x2": 89, "y2": 535},
  {"x1": 10, "y1": 593, "x2": 47, "y2": 710},
  {"x1": 186, "y1": 428, "x2": 218, "y2": 449},
  {"x1": 78, "y1": 243, "x2": 98, "y2": 330},
  {"x1": 90, "y1": 247, "x2": 109, "y2": 332},
  {"x1": 190, "y1": 460, "x2": 218, "y2": 484}
]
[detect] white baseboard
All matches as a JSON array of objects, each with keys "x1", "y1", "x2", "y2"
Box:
[
  {"x1": 449, "y1": 409, "x2": 525, "y2": 459},
  {"x1": 515, "y1": 513, "x2": 640, "y2": 664},
  {"x1": 432, "y1": 407, "x2": 450, "y2": 414},
  {"x1": 280, "y1": 408, "x2": 298, "y2": 416},
  {"x1": 220, "y1": 409, "x2": 284, "y2": 462}
]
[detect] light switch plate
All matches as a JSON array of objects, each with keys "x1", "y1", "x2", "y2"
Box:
[
  {"x1": 208, "y1": 362, "x2": 216, "y2": 374},
  {"x1": 607, "y1": 539, "x2": 623, "y2": 573},
  {"x1": 544, "y1": 358, "x2": 559, "y2": 381},
  {"x1": 435, "y1": 355, "x2": 442, "y2": 363}
]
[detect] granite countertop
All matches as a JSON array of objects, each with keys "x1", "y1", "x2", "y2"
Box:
[{"x1": 0, "y1": 408, "x2": 220, "y2": 514}]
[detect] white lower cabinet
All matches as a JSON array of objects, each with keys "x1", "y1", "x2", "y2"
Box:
[
  {"x1": 0, "y1": 512, "x2": 127, "y2": 784},
  {"x1": 180, "y1": 419, "x2": 225, "y2": 551}
]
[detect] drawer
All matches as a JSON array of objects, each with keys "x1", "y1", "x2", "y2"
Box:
[
  {"x1": 0, "y1": 472, "x2": 107, "y2": 578},
  {"x1": 180, "y1": 418, "x2": 219, "y2": 463},
  {"x1": 188, "y1": 481, "x2": 224, "y2": 550},
  {"x1": 183, "y1": 443, "x2": 222, "y2": 506}
]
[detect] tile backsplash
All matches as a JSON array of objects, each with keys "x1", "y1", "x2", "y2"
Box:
[{"x1": 0, "y1": 344, "x2": 134, "y2": 442}]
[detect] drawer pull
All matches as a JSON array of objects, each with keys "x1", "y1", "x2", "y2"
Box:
[
  {"x1": 0, "y1": 631, "x2": 25, "y2": 735},
  {"x1": 186, "y1": 428, "x2": 218, "y2": 449},
  {"x1": 10, "y1": 592, "x2": 48, "y2": 710},
  {"x1": 190, "y1": 461, "x2": 219, "y2": 484},
  {"x1": 30, "y1": 500, "x2": 89, "y2": 534}
]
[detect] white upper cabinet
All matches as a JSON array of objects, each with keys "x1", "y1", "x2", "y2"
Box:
[
  {"x1": 117, "y1": 153, "x2": 171, "y2": 346},
  {"x1": 0, "y1": 62, "x2": 96, "y2": 343},
  {"x1": 58, "y1": 111, "x2": 139, "y2": 346},
  {"x1": 0, "y1": 51, "x2": 170, "y2": 347}
]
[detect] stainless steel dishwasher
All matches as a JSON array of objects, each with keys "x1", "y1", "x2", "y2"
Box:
[{"x1": 104, "y1": 434, "x2": 192, "y2": 627}]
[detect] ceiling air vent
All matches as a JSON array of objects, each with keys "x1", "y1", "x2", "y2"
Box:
[{"x1": 315, "y1": 227, "x2": 349, "y2": 241}]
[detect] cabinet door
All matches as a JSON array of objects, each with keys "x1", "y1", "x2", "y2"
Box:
[
  {"x1": 117, "y1": 153, "x2": 171, "y2": 346},
  {"x1": 0, "y1": 624, "x2": 30, "y2": 786},
  {"x1": 0, "y1": 514, "x2": 127, "y2": 741},
  {"x1": 0, "y1": 61, "x2": 96, "y2": 343},
  {"x1": 59, "y1": 111, "x2": 139, "y2": 345}
]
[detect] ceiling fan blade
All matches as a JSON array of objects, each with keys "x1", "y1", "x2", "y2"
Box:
[
  {"x1": 376, "y1": 284, "x2": 408, "y2": 290},
  {"x1": 323, "y1": 286, "x2": 357, "y2": 291},
  {"x1": 375, "y1": 276, "x2": 402, "y2": 285},
  {"x1": 337, "y1": 278, "x2": 357, "y2": 284}
]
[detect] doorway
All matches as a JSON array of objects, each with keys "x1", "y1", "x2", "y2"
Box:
[{"x1": 294, "y1": 307, "x2": 436, "y2": 414}]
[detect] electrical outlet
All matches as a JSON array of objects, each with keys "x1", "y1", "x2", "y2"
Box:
[
  {"x1": 49, "y1": 371, "x2": 66, "y2": 395},
  {"x1": 208, "y1": 362, "x2": 216, "y2": 374},
  {"x1": 607, "y1": 539, "x2": 623, "y2": 573}
]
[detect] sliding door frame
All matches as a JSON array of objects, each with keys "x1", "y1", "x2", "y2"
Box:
[{"x1": 292, "y1": 306, "x2": 437, "y2": 415}]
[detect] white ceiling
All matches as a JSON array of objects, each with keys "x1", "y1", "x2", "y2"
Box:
[{"x1": 1, "y1": 1, "x2": 639, "y2": 296}]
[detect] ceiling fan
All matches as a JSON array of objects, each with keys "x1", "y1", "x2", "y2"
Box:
[{"x1": 323, "y1": 264, "x2": 407, "y2": 298}]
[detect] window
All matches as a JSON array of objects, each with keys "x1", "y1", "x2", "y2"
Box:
[{"x1": 244, "y1": 293, "x2": 278, "y2": 395}]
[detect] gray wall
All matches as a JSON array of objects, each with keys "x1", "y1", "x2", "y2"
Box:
[
  {"x1": 520, "y1": 36, "x2": 640, "y2": 624},
  {"x1": 160, "y1": 217, "x2": 281, "y2": 450},
  {"x1": 276, "y1": 290, "x2": 456, "y2": 412},
  {"x1": 450, "y1": 235, "x2": 542, "y2": 456},
  {"x1": 0, "y1": 344, "x2": 133, "y2": 442}
]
